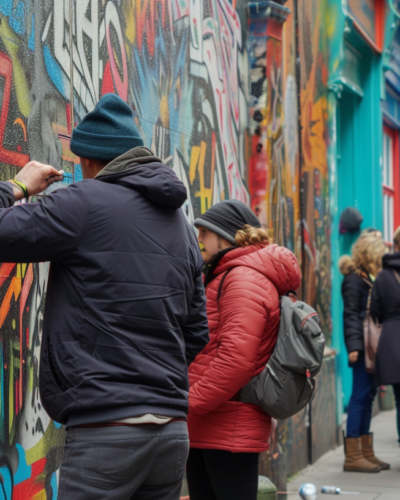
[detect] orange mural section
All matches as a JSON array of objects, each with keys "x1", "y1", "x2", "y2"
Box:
[{"x1": 298, "y1": 0, "x2": 331, "y2": 336}]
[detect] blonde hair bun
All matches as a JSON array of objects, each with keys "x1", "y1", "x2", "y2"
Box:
[
  {"x1": 235, "y1": 224, "x2": 270, "y2": 247},
  {"x1": 339, "y1": 255, "x2": 356, "y2": 276}
]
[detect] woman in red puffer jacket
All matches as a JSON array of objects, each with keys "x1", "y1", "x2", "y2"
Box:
[{"x1": 186, "y1": 200, "x2": 301, "y2": 500}]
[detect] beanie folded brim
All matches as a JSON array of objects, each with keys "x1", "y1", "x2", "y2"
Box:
[
  {"x1": 194, "y1": 199, "x2": 261, "y2": 246},
  {"x1": 71, "y1": 128, "x2": 144, "y2": 161},
  {"x1": 194, "y1": 217, "x2": 237, "y2": 245}
]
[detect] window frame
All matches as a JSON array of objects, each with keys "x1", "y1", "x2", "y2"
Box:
[
  {"x1": 346, "y1": 0, "x2": 385, "y2": 53},
  {"x1": 383, "y1": 125, "x2": 400, "y2": 245}
]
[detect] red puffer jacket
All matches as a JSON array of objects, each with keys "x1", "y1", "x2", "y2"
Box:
[{"x1": 188, "y1": 243, "x2": 301, "y2": 453}]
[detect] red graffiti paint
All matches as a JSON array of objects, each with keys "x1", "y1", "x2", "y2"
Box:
[
  {"x1": 13, "y1": 458, "x2": 47, "y2": 500},
  {"x1": 0, "y1": 263, "x2": 17, "y2": 288},
  {"x1": 101, "y1": 61, "x2": 115, "y2": 96},
  {"x1": 106, "y1": 6, "x2": 128, "y2": 101},
  {"x1": 0, "y1": 53, "x2": 30, "y2": 167},
  {"x1": 136, "y1": 1, "x2": 171, "y2": 57},
  {"x1": 19, "y1": 264, "x2": 34, "y2": 409},
  {"x1": 66, "y1": 103, "x2": 72, "y2": 136}
]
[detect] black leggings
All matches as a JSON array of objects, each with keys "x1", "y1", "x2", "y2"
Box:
[
  {"x1": 186, "y1": 448, "x2": 259, "y2": 500},
  {"x1": 393, "y1": 383, "x2": 400, "y2": 443}
]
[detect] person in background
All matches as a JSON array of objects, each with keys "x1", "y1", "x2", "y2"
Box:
[
  {"x1": 371, "y1": 226, "x2": 400, "y2": 446},
  {"x1": 0, "y1": 94, "x2": 209, "y2": 499},
  {"x1": 362, "y1": 228, "x2": 383, "y2": 239},
  {"x1": 339, "y1": 233, "x2": 389, "y2": 473},
  {"x1": 186, "y1": 200, "x2": 301, "y2": 500}
]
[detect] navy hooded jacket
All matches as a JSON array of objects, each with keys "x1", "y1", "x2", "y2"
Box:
[{"x1": 0, "y1": 147, "x2": 209, "y2": 426}]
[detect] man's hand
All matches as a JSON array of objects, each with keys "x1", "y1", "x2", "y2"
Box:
[
  {"x1": 10, "y1": 161, "x2": 64, "y2": 199},
  {"x1": 349, "y1": 351, "x2": 359, "y2": 364}
]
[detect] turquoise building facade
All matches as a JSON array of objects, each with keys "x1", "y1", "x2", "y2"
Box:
[{"x1": 328, "y1": 0, "x2": 399, "y2": 425}]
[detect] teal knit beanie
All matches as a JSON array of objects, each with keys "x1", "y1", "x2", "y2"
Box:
[{"x1": 70, "y1": 94, "x2": 144, "y2": 161}]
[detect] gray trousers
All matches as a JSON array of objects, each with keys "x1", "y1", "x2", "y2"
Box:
[{"x1": 57, "y1": 421, "x2": 189, "y2": 500}]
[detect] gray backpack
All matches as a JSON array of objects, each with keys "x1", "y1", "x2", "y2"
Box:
[{"x1": 239, "y1": 295, "x2": 325, "y2": 420}]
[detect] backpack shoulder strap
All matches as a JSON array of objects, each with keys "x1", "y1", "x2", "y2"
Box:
[
  {"x1": 392, "y1": 269, "x2": 400, "y2": 287},
  {"x1": 356, "y1": 273, "x2": 373, "y2": 288},
  {"x1": 217, "y1": 268, "x2": 234, "y2": 303}
]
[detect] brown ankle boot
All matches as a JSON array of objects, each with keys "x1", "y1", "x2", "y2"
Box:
[
  {"x1": 344, "y1": 437, "x2": 381, "y2": 473},
  {"x1": 361, "y1": 433, "x2": 390, "y2": 470}
]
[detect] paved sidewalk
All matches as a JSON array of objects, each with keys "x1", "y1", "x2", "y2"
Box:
[{"x1": 287, "y1": 410, "x2": 400, "y2": 500}]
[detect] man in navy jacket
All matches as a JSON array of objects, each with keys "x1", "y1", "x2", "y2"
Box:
[{"x1": 0, "y1": 94, "x2": 209, "y2": 499}]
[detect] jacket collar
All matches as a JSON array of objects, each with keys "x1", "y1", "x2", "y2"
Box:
[
  {"x1": 95, "y1": 147, "x2": 161, "y2": 179},
  {"x1": 204, "y1": 245, "x2": 266, "y2": 286},
  {"x1": 204, "y1": 247, "x2": 236, "y2": 286}
]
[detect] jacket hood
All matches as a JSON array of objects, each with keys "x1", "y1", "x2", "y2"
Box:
[
  {"x1": 383, "y1": 252, "x2": 400, "y2": 271},
  {"x1": 96, "y1": 147, "x2": 187, "y2": 209},
  {"x1": 215, "y1": 244, "x2": 301, "y2": 295}
]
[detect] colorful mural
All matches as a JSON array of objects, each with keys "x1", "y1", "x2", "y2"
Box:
[
  {"x1": 0, "y1": 1, "x2": 250, "y2": 497},
  {"x1": 0, "y1": 260, "x2": 65, "y2": 499},
  {"x1": 249, "y1": 0, "x2": 334, "y2": 489},
  {"x1": 248, "y1": 1, "x2": 299, "y2": 256},
  {"x1": 248, "y1": 0, "x2": 331, "y2": 335},
  {"x1": 297, "y1": 0, "x2": 331, "y2": 339}
]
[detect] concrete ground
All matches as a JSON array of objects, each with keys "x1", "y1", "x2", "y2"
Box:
[{"x1": 287, "y1": 410, "x2": 400, "y2": 500}]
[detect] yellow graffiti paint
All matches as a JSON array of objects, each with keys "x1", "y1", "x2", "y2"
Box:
[
  {"x1": 8, "y1": 346, "x2": 13, "y2": 437},
  {"x1": 189, "y1": 141, "x2": 215, "y2": 214},
  {"x1": 14, "y1": 276, "x2": 21, "y2": 301},
  {"x1": 189, "y1": 145, "x2": 202, "y2": 185},
  {"x1": 160, "y1": 96, "x2": 170, "y2": 128},
  {"x1": 12, "y1": 339, "x2": 20, "y2": 370},
  {"x1": 32, "y1": 490, "x2": 47, "y2": 500},
  {"x1": 25, "y1": 421, "x2": 65, "y2": 466},
  {"x1": 124, "y1": 0, "x2": 136, "y2": 46},
  {"x1": 0, "y1": 14, "x2": 32, "y2": 117},
  {"x1": 14, "y1": 118, "x2": 28, "y2": 142}
]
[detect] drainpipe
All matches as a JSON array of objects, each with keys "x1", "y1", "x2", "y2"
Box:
[
  {"x1": 69, "y1": 0, "x2": 75, "y2": 131},
  {"x1": 247, "y1": 1, "x2": 290, "y2": 242},
  {"x1": 292, "y1": 0, "x2": 314, "y2": 465},
  {"x1": 292, "y1": 0, "x2": 304, "y2": 295}
]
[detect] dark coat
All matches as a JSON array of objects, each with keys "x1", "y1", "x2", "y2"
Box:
[
  {"x1": 0, "y1": 147, "x2": 209, "y2": 426},
  {"x1": 370, "y1": 253, "x2": 400, "y2": 385},
  {"x1": 341, "y1": 272, "x2": 372, "y2": 353}
]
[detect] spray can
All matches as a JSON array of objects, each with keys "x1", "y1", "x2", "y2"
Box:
[
  {"x1": 321, "y1": 486, "x2": 341, "y2": 494},
  {"x1": 299, "y1": 483, "x2": 317, "y2": 500}
]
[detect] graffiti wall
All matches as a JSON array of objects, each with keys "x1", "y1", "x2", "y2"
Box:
[
  {"x1": 248, "y1": 1, "x2": 300, "y2": 257},
  {"x1": 0, "y1": 1, "x2": 250, "y2": 498},
  {"x1": 248, "y1": 0, "x2": 331, "y2": 331},
  {"x1": 297, "y1": 0, "x2": 331, "y2": 341},
  {"x1": 0, "y1": 260, "x2": 65, "y2": 499},
  {"x1": 251, "y1": 0, "x2": 335, "y2": 489}
]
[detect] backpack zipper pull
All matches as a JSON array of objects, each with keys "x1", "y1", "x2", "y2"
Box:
[{"x1": 306, "y1": 369, "x2": 313, "y2": 388}]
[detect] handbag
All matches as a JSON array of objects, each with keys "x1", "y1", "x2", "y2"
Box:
[{"x1": 360, "y1": 276, "x2": 381, "y2": 374}]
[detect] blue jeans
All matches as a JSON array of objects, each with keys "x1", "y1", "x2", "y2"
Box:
[{"x1": 347, "y1": 355, "x2": 376, "y2": 438}]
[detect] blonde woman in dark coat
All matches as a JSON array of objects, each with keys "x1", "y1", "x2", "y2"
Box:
[{"x1": 339, "y1": 233, "x2": 389, "y2": 473}]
